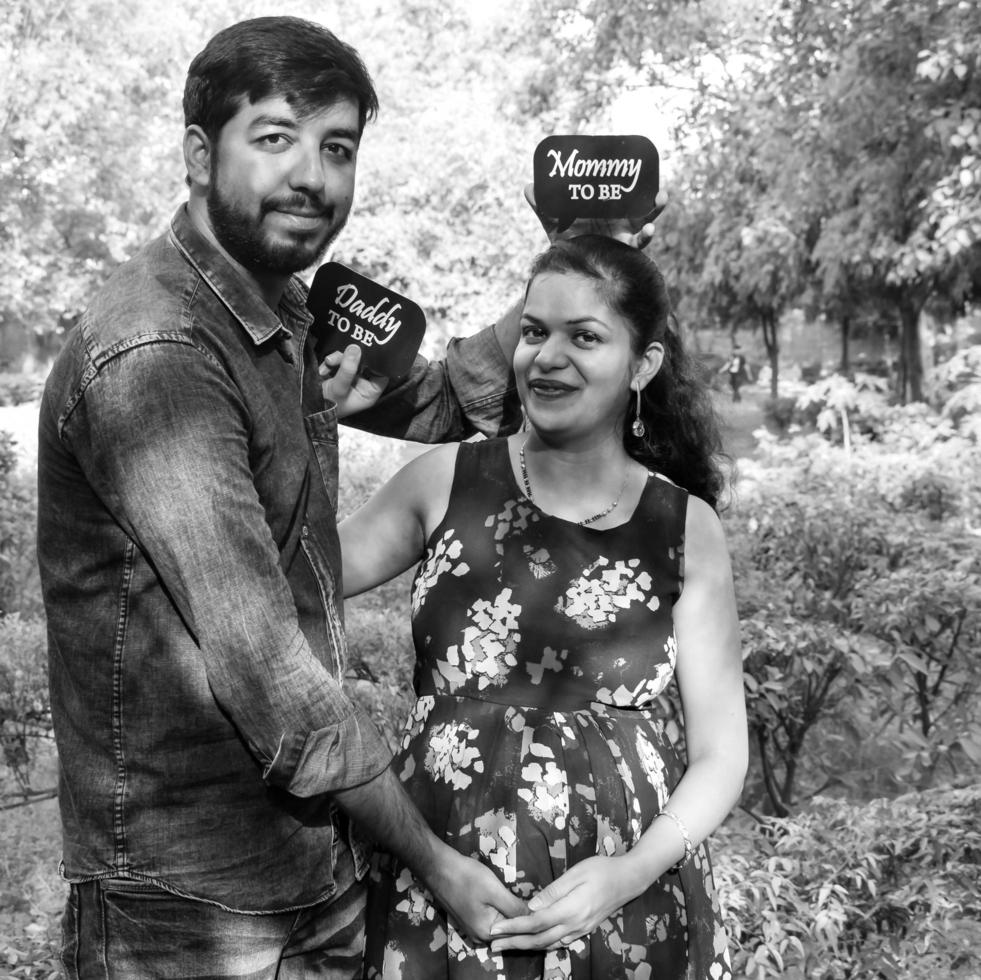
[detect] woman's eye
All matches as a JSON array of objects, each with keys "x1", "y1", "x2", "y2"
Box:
[{"x1": 520, "y1": 324, "x2": 546, "y2": 341}]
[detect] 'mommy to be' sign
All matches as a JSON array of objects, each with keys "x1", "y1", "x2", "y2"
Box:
[
  {"x1": 307, "y1": 263, "x2": 427, "y2": 379},
  {"x1": 533, "y1": 135, "x2": 660, "y2": 229}
]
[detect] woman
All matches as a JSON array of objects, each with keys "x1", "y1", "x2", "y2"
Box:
[{"x1": 341, "y1": 235, "x2": 747, "y2": 980}]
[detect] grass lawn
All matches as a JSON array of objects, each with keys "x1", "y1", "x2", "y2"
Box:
[{"x1": 713, "y1": 382, "x2": 769, "y2": 462}]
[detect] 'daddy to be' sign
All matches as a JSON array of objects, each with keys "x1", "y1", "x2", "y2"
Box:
[
  {"x1": 307, "y1": 263, "x2": 427, "y2": 379},
  {"x1": 533, "y1": 135, "x2": 660, "y2": 230}
]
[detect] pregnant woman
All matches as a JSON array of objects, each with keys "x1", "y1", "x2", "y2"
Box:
[{"x1": 341, "y1": 234, "x2": 747, "y2": 980}]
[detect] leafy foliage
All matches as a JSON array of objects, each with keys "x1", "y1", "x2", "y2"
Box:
[
  {"x1": 0, "y1": 794, "x2": 63, "y2": 980},
  {"x1": 0, "y1": 431, "x2": 41, "y2": 618},
  {"x1": 731, "y1": 384, "x2": 981, "y2": 813},
  {"x1": 0, "y1": 615, "x2": 50, "y2": 802},
  {"x1": 512, "y1": 0, "x2": 981, "y2": 402},
  {"x1": 715, "y1": 786, "x2": 981, "y2": 979},
  {"x1": 926, "y1": 343, "x2": 981, "y2": 434},
  {"x1": 0, "y1": 374, "x2": 45, "y2": 407},
  {"x1": 2, "y1": 381, "x2": 979, "y2": 976},
  {"x1": 0, "y1": 0, "x2": 548, "y2": 366}
]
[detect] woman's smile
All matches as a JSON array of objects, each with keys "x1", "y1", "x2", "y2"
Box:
[{"x1": 527, "y1": 378, "x2": 578, "y2": 399}]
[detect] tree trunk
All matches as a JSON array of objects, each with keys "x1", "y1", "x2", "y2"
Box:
[
  {"x1": 756, "y1": 726, "x2": 790, "y2": 817},
  {"x1": 897, "y1": 291, "x2": 924, "y2": 403},
  {"x1": 840, "y1": 314, "x2": 851, "y2": 373},
  {"x1": 761, "y1": 309, "x2": 779, "y2": 398}
]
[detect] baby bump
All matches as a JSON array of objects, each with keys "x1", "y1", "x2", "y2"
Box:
[{"x1": 393, "y1": 694, "x2": 686, "y2": 899}]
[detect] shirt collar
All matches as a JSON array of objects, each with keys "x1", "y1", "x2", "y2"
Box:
[{"x1": 169, "y1": 205, "x2": 312, "y2": 346}]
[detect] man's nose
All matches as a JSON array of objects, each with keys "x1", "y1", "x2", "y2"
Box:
[{"x1": 289, "y1": 145, "x2": 326, "y2": 195}]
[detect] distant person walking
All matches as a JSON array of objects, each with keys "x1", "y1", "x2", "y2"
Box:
[{"x1": 720, "y1": 344, "x2": 748, "y2": 402}]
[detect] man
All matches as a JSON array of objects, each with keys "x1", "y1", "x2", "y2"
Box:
[
  {"x1": 38, "y1": 15, "x2": 656, "y2": 978},
  {"x1": 38, "y1": 16, "x2": 526, "y2": 978},
  {"x1": 721, "y1": 343, "x2": 748, "y2": 402}
]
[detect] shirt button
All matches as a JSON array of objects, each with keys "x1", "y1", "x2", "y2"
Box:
[{"x1": 301, "y1": 525, "x2": 310, "y2": 539}]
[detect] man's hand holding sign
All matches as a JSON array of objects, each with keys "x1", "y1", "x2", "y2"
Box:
[
  {"x1": 311, "y1": 264, "x2": 427, "y2": 417},
  {"x1": 317, "y1": 135, "x2": 663, "y2": 414}
]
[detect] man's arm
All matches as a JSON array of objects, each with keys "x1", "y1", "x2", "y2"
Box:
[
  {"x1": 69, "y1": 341, "x2": 392, "y2": 791},
  {"x1": 67, "y1": 341, "x2": 523, "y2": 936},
  {"x1": 335, "y1": 765, "x2": 526, "y2": 939},
  {"x1": 337, "y1": 301, "x2": 523, "y2": 443}
]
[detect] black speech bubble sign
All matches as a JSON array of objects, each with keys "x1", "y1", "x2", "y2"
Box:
[
  {"x1": 533, "y1": 135, "x2": 660, "y2": 229},
  {"x1": 307, "y1": 262, "x2": 427, "y2": 379}
]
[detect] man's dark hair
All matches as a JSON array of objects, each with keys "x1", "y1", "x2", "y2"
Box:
[{"x1": 183, "y1": 16, "x2": 379, "y2": 141}]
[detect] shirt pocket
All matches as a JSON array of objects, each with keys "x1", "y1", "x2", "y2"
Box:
[{"x1": 305, "y1": 406, "x2": 339, "y2": 513}]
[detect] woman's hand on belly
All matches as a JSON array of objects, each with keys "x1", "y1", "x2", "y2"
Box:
[{"x1": 487, "y1": 854, "x2": 646, "y2": 952}]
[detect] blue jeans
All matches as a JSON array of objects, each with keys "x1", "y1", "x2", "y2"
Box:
[{"x1": 59, "y1": 849, "x2": 366, "y2": 979}]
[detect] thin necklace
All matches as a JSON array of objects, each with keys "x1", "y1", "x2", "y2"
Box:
[{"x1": 519, "y1": 439, "x2": 629, "y2": 526}]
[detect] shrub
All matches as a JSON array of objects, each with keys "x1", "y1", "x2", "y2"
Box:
[
  {"x1": 0, "y1": 432, "x2": 41, "y2": 618},
  {"x1": 0, "y1": 373, "x2": 44, "y2": 408},
  {"x1": 793, "y1": 373, "x2": 891, "y2": 444},
  {"x1": 730, "y1": 420, "x2": 981, "y2": 812},
  {"x1": 344, "y1": 573, "x2": 417, "y2": 752},
  {"x1": 337, "y1": 428, "x2": 416, "y2": 520},
  {"x1": 0, "y1": 615, "x2": 51, "y2": 802},
  {"x1": 761, "y1": 395, "x2": 797, "y2": 433},
  {"x1": 926, "y1": 344, "x2": 981, "y2": 429},
  {"x1": 715, "y1": 785, "x2": 981, "y2": 979}
]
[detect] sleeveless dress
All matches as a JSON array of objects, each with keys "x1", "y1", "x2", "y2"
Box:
[{"x1": 362, "y1": 438, "x2": 732, "y2": 980}]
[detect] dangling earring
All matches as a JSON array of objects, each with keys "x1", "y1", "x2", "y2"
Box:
[{"x1": 631, "y1": 383, "x2": 646, "y2": 438}]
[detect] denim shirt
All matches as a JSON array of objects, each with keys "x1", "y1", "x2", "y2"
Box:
[{"x1": 36, "y1": 205, "x2": 519, "y2": 913}]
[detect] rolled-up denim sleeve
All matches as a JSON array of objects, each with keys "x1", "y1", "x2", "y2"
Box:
[
  {"x1": 63, "y1": 339, "x2": 390, "y2": 795},
  {"x1": 344, "y1": 302, "x2": 523, "y2": 442}
]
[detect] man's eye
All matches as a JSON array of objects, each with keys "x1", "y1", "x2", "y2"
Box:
[
  {"x1": 258, "y1": 133, "x2": 289, "y2": 147},
  {"x1": 325, "y1": 143, "x2": 353, "y2": 160}
]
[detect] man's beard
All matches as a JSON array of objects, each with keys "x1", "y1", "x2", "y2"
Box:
[{"x1": 207, "y1": 170, "x2": 346, "y2": 276}]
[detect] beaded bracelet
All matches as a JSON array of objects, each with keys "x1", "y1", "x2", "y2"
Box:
[{"x1": 658, "y1": 809, "x2": 694, "y2": 871}]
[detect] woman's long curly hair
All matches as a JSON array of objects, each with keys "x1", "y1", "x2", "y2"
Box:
[{"x1": 525, "y1": 235, "x2": 728, "y2": 509}]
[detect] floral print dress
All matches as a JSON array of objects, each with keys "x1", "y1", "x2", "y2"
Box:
[{"x1": 362, "y1": 438, "x2": 732, "y2": 980}]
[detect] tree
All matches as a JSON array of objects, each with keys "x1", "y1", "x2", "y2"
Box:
[
  {"x1": 773, "y1": 0, "x2": 981, "y2": 402},
  {"x1": 0, "y1": 0, "x2": 234, "y2": 362},
  {"x1": 0, "y1": 0, "x2": 543, "y2": 367},
  {"x1": 328, "y1": 0, "x2": 546, "y2": 348},
  {"x1": 509, "y1": 0, "x2": 981, "y2": 401}
]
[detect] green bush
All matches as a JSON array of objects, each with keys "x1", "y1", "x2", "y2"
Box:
[
  {"x1": 0, "y1": 432, "x2": 42, "y2": 618},
  {"x1": 715, "y1": 785, "x2": 981, "y2": 979},
  {"x1": 0, "y1": 615, "x2": 51, "y2": 802},
  {"x1": 730, "y1": 413, "x2": 981, "y2": 813},
  {"x1": 762, "y1": 395, "x2": 798, "y2": 432},
  {"x1": 926, "y1": 344, "x2": 981, "y2": 430},
  {"x1": 344, "y1": 573, "x2": 417, "y2": 752},
  {"x1": 793, "y1": 373, "x2": 891, "y2": 443},
  {"x1": 337, "y1": 428, "x2": 415, "y2": 520},
  {"x1": 0, "y1": 373, "x2": 44, "y2": 408},
  {"x1": 0, "y1": 795, "x2": 64, "y2": 980}
]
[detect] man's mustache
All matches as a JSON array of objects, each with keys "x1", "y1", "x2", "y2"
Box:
[{"x1": 262, "y1": 194, "x2": 333, "y2": 219}]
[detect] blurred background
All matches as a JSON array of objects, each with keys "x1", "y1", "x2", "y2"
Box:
[{"x1": 1, "y1": 1, "x2": 980, "y2": 977}]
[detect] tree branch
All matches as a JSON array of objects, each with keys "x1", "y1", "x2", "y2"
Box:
[{"x1": 0, "y1": 787, "x2": 57, "y2": 810}]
